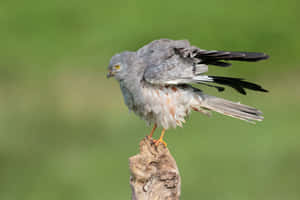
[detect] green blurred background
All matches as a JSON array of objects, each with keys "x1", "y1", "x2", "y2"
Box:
[{"x1": 1, "y1": 0, "x2": 300, "y2": 199}]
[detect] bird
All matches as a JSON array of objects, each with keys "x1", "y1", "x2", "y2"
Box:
[{"x1": 107, "y1": 39, "x2": 268, "y2": 146}]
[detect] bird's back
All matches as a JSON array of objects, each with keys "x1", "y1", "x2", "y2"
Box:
[{"x1": 136, "y1": 39, "x2": 191, "y2": 66}]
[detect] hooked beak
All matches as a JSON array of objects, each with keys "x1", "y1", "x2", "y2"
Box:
[{"x1": 106, "y1": 70, "x2": 115, "y2": 78}]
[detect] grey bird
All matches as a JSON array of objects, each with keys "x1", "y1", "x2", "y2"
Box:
[{"x1": 107, "y1": 39, "x2": 268, "y2": 146}]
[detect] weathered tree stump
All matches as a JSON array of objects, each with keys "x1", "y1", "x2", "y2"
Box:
[{"x1": 129, "y1": 137, "x2": 181, "y2": 200}]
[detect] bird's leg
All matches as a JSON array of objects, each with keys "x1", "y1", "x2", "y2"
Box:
[
  {"x1": 154, "y1": 128, "x2": 167, "y2": 147},
  {"x1": 147, "y1": 124, "x2": 157, "y2": 139}
]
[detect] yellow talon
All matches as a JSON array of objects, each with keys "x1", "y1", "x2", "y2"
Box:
[
  {"x1": 154, "y1": 138, "x2": 167, "y2": 147},
  {"x1": 153, "y1": 128, "x2": 167, "y2": 147}
]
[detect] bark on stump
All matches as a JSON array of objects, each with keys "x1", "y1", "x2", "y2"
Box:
[{"x1": 129, "y1": 137, "x2": 181, "y2": 200}]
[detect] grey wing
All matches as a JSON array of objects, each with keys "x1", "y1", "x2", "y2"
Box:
[
  {"x1": 174, "y1": 46, "x2": 269, "y2": 67},
  {"x1": 143, "y1": 54, "x2": 210, "y2": 85},
  {"x1": 141, "y1": 39, "x2": 211, "y2": 85},
  {"x1": 143, "y1": 44, "x2": 268, "y2": 94}
]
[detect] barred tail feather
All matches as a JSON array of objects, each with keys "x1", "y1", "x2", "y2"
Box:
[{"x1": 200, "y1": 95, "x2": 264, "y2": 122}]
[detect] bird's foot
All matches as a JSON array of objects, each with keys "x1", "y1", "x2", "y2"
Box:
[{"x1": 153, "y1": 138, "x2": 167, "y2": 147}]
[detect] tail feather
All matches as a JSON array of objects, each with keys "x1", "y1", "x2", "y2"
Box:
[{"x1": 199, "y1": 95, "x2": 264, "y2": 122}]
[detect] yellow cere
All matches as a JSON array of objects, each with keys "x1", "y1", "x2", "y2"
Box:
[{"x1": 114, "y1": 65, "x2": 121, "y2": 70}]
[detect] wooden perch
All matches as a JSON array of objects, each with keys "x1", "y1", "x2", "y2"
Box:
[{"x1": 129, "y1": 137, "x2": 181, "y2": 200}]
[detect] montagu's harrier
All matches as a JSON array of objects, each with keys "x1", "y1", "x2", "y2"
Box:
[{"x1": 107, "y1": 39, "x2": 268, "y2": 146}]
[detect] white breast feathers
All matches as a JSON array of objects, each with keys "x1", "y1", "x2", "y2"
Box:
[{"x1": 140, "y1": 85, "x2": 204, "y2": 129}]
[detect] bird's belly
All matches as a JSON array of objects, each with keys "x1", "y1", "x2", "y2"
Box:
[{"x1": 140, "y1": 85, "x2": 199, "y2": 129}]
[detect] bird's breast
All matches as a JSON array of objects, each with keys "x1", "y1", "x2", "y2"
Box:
[{"x1": 139, "y1": 84, "x2": 198, "y2": 129}]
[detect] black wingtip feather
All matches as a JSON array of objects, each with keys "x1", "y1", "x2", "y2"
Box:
[
  {"x1": 224, "y1": 52, "x2": 269, "y2": 62},
  {"x1": 205, "y1": 61, "x2": 232, "y2": 67},
  {"x1": 195, "y1": 50, "x2": 269, "y2": 66},
  {"x1": 209, "y1": 76, "x2": 268, "y2": 95}
]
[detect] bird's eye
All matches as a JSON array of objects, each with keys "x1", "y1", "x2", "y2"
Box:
[{"x1": 114, "y1": 65, "x2": 121, "y2": 70}]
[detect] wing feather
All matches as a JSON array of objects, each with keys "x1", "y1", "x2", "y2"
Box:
[
  {"x1": 174, "y1": 47, "x2": 269, "y2": 67},
  {"x1": 143, "y1": 40, "x2": 268, "y2": 95},
  {"x1": 143, "y1": 54, "x2": 208, "y2": 85}
]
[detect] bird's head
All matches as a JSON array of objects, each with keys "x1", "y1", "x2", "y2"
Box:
[{"x1": 107, "y1": 51, "x2": 134, "y2": 81}]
